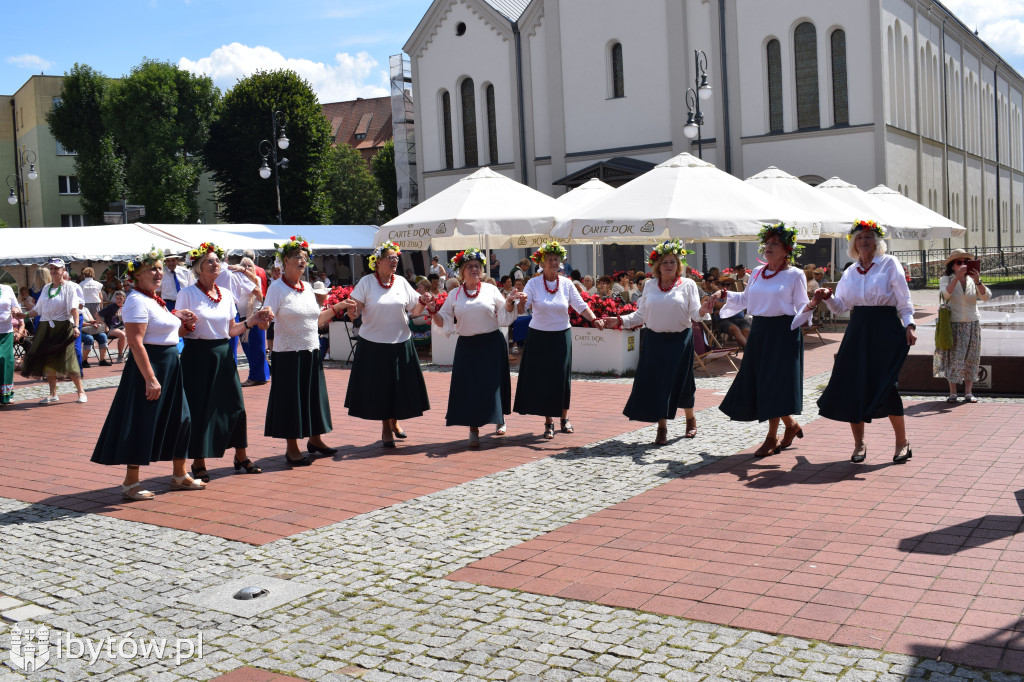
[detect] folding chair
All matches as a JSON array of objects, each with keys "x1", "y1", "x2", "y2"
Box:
[
  {"x1": 342, "y1": 320, "x2": 359, "y2": 364},
  {"x1": 801, "y1": 323, "x2": 825, "y2": 345},
  {"x1": 693, "y1": 321, "x2": 739, "y2": 377}
]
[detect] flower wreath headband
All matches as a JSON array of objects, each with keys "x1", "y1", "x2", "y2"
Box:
[
  {"x1": 648, "y1": 239, "x2": 694, "y2": 267},
  {"x1": 451, "y1": 247, "x2": 486, "y2": 271},
  {"x1": 531, "y1": 240, "x2": 568, "y2": 265},
  {"x1": 757, "y1": 222, "x2": 805, "y2": 262},
  {"x1": 186, "y1": 242, "x2": 226, "y2": 267},
  {"x1": 369, "y1": 241, "x2": 402, "y2": 271},
  {"x1": 125, "y1": 247, "x2": 165, "y2": 280},
  {"x1": 275, "y1": 235, "x2": 312, "y2": 259},
  {"x1": 847, "y1": 219, "x2": 886, "y2": 241}
]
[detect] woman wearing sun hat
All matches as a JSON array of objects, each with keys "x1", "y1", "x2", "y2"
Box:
[
  {"x1": 342, "y1": 241, "x2": 433, "y2": 447},
  {"x1": 934, "y1": 248, "x2": 990, "y2": 403},
  {"x1": 810, "y1": 220, "x2": 916, "y2": 464},
  {"x1": 513, "y1": 240, "x2": 604, "y2": 439},
  {"x1": 91, "y1": 248, "x2": 201, "y2": 500},
  {"x1": 712, "y1": 224, "x2": 811, "y2": 456},
  {"x1": 430, "y1": 248, "x2": 522, "y2": 446},
  {"x1": 604, "y1": 240, "x2": 705, "y2": 445}
]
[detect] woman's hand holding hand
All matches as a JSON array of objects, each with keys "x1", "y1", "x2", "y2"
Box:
[
  {"x1": 603, "y1": 316, "x2": 620, "y2": 329},
  {"x1": 592, "y1": 318, "x2": 606, "y2": 331},
  {"x1": 145, "y1": 377, "x2": 162, "y2": 401},
  {"x1": 906, "y1": 326, "x2": 917, "y2": 346},
  {"x1": 419, "y1": 292, "x2": 435, "y2": 307}
]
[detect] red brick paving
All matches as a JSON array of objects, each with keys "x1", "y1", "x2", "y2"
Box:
[
  {"x1": 451, "y1": 400, "x2": 1024, "y2": 672},
  {"x1": 210, "y1": 668, "x2": 308, "y2": 682}
]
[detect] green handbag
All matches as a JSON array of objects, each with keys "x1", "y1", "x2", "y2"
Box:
[{"x1": 935, "y1": 291, "x2": 953, "y2": 350}]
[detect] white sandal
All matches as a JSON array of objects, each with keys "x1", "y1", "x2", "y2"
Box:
[
  {"x1": 495, "y1": 423, "x2": 507, "y2": 436},
  {"x1": 120, "y1": 482, "x2": 155, "y2": 501},
  {"x1": 169, "y1": 475, "x2": 206, "y2": 491}
]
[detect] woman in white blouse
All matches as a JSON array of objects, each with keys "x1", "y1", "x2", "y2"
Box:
[
  {"x1": 20, "y1": 259, "x2": 87, "y2": 404},
  {"x1": 343, "y1": 242, "x2": 433, "y2": 448},
  {"x1": 0, "y1": 283, "x2": 24, "y2": 406},
  {"x1": 809, "y1": 220, "x2": 916, "y2": 464},
  {"x1": 430, "y1": 248, "x2": 521, "y2": 446},
  {"x1": 177, "y1": 244, "x2": 272, "y2": 482},
  {"x1": 512, "y1": 241, "x2": 604, "y2": 439},
  {"x1": 934, "y1": 249, "x2": 990, "y2": 403},
  {"x1": 604, "y1": 241, "x2": 704, "y2": 445},
  {"x1": 259, "y1": 237, "x2": 340, "y2": 466},
  {"x1": 91, "y1": 249, "x2": 200, "y2": 500},
  {"x1": 713, "y1": 225, "x2": 810, "y2": 456}
]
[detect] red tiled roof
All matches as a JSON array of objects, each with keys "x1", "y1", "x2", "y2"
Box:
[{"x1": 321, "y1": 97, "x2": 393, "y2": 164}]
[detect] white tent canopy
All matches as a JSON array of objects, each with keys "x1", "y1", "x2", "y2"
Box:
[
  {"x1": 554, "y1": 178, "x2": 616, "y2": 216},
  {"x1": 744, "y1": 167, "x2": 860, "y2": 238},
  {"x1": 376, "y1": 166, "x2": 562, "y2": 251},
  {"x1": 815, "y1": 177, "x2": 957, "y2": 240},
  {"x1": 552, "y1": 153, "x2": 821, "y2": 244},
  {"x1": 865, "y1": 185, "x2": 966, "y2": 239}
]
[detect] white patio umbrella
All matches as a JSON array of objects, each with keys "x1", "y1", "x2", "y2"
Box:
[
  {"x1": 551, "y1": 153, "x2": 820, "y2": 244},
  {"x1": 816, "y1": 177, "x2": 948, "y2": 240},
  {"x1": 376, "y1": 166, "x2": 562, "y2": 253},
  {"x1": 554, "y1": 178, "x2": 616, "y2": 214},
  {"x1": 866, "y1": 185, "x2": 966, "y2": 239},
  {"x1": 744, "y1": 167, "x2": 860, "y2": 238}
]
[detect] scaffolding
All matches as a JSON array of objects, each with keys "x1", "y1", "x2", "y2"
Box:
[{"x1": 390, "y1": 54, "x2": 417, "y2": 213}]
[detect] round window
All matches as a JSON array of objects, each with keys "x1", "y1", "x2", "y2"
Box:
[{"x1": 456, "y1": 22, "x2": 467, "y2": 36}]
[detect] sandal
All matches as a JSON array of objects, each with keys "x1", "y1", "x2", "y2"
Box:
[
  {"x1": 169, "y1": 475, "x2": 206, "y2": 491},
  {"x1": 190, "y1": 463, "x2": 210, "y2": 483},
  {"x1": 495, "y1": 423, "x2": 507, "y2": 436},
  {"x1": 655, "y1": 425, "x2": 668, "y2": 446},
  {"x1": 560, "y1": 418, "x2": 574, "y2": 434},
  {"x1": 964, "y1": 394, "x2": 978, "y2": 403},
  {"x1": 233, "y1": 458, "x2": 262, "y2": 474},
  {"x1": 120, "y1": 482, "x2": 155, "y2": 501},
  {"x1": 946, "y1": 395, "x2": 959, "y2": 403},
  {"x1": 543, "y1": 422, "x2": 555, "y2": 439},
  {"x1": 468, "y1": 428, "x2": 480, "y2": 448},
  {"x1": 684, "y1": 417, "x2": 697, "y2": 439}
]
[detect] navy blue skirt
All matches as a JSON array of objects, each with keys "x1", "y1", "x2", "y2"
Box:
[
  {"x1": 446, "y1": 330, "x2": 511, "y2": 427},
  {"x1": 623, "y1": 328, "x2": 696, "y2": 422},
  {"x1": 719, "y1": 315, "x2": 803, "y2": 422}
]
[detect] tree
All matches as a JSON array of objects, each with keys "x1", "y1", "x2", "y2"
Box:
[
  {"x1": 371, "y1": 139, "x2": 398, "y2": 223},
  {"x1": 204, "y1": 70, "x2": 333, "y2": 225},
  {"x1": 47, "y1": 64, "x2": 125, "y2": 225},
  {"x1": 327, "y1": 143, "x2": 379, "y2": 225},
  {"x1": 103, "y1": 60, "x2": 219, "y2": 223}
]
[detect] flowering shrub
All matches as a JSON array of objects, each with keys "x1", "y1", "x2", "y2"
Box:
[
  {"x1": 323, "y1": 285, "x2": 354, "y2": 320},
  {"x1": 569, "y1": 291, "x2": 637, "y2": 328}
]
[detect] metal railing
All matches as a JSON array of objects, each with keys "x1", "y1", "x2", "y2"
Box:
[{"x1": 890, "y1": 247, "x2": 1024, "y2": 287}]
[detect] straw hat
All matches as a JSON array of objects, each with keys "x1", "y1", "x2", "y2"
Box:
[{"x1": 944, "y1": 249, "x2": 971, "y2": 266}]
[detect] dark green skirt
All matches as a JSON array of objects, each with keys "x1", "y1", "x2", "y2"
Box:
[
  {"x1": 1, "y1": 332, "x2": 13, "y2": 404},
  {"x1": 345, "y1": 338, "x2": 430, "y2": 420},
  {"x1": 719, "y1": 315, "x2": 803, "y2": 422},
  {"x1": 514, "y1": 328, "x2": 572, "y2": 417},
  {"x1": 446, "y1": 330, "x2": 511, "y2": 427},
  {"x1": 265, "y1": 349, "x2": 333, "y2": 439},
  {"x1": 817, "y1": 306, "x2": 908, "y2": 423},
  {"x1": 624, "y1": 328, "x2": 695, "y2": 422},
  {"x1": 21, "y1": 319, "x2": 79, "y2": 379},
  {"x1": 181, "y1": 338, "x2": 247, "y2": 458},
  {"x1": 91, "y1": 344, "x2": 191, "y2": 465}
]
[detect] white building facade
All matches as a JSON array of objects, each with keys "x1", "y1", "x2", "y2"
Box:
[{"x1": 404, "y1": 0, "x2": 1024, "y2": 271}]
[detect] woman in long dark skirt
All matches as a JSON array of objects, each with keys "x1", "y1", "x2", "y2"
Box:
[
  {"x1": 714, "y1": 224, "x2": 811, "y2": 456},
  {"x1": 91, "y1": 249, "x2": 201, "y2": 500},
  {"x1": 176, "y1": 243, "x2": 272, "y2": 482},
  {"x1": 605, "y1": 240, "x2": 706, "y2": 445},
  {"x1": 258, "y1": 236, "x2": 340, "y2": 467},
  {"x1": 342, "y1": 241, "x2": 432, "y2": 448},
  {"x1": 512, "y1": 241, "x2": 604, "y2": 439},
  {"x1": 430, "y1": 248, "x2": 520, "y2": 446},
  {"x1": 809, "y1": 220, "x2": 916, "y2": 464}
]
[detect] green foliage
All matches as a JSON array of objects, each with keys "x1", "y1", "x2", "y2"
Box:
[
  {"x1": 46, "y1": 64, "x2": 125, "y2": 225},
  {"x1": 204, "y1": 70, "x2": 333, "y2": 224},
  {"x1": 104, "y1": 59, "x2": 220, "y2": 223},
  {"x1": 327, "y1": 144, "x2": 379, "y2": 225},
  {"x1": 370, "y1": 139, "x2": 397, "y2": 223}
]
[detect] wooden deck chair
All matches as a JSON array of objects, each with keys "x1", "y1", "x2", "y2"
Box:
[{"x1": 693, "y1": 320, "x2": 739, "y2": 377}]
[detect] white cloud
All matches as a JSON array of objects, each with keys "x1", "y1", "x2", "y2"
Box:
[
  {"x1": 6, "y1": 54, "x2": 55, "y2": 71},
  {"x1": 942, "y1": 0, "x2": 1024, "y2": 57},
  {"x1": 179, "y1": 42, "x2": 389, "y2": 102}
]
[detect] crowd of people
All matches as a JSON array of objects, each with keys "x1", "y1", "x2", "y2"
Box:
[{"x1": 0, "y1": 218, "x2": 992, "y2": 500}]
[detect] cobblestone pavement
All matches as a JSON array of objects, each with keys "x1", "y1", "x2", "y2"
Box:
[{"x1": 3, "y1": 364, "x2": 1024, "y2": 681}]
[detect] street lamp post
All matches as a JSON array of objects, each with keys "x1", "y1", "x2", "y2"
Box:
[
  {"x1": 682, "y1": 50, "x2": 712, "y2": 271},
  {"x1": 258, "y1": 110, "x2": 290, "y2": 224},
  {"x1": 6, "y1": 148, "x2": 38, "y2": 227}
]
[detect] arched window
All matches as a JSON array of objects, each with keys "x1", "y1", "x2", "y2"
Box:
[
  {"x1": 794, "y1": 22, "x2": 820, "y2": 129},
  {"x1": 767, "y1": 39, "x2": 784, "y2": 133},
  {"x1": 460, "y1": 78, "x2": 478, "y2": 167},
  {"x1": 485, "y1": 84, "x2": 498, "y2": 164},
  {"x1": 441, "y1": 90, "x2": 453, "y2": 169},
  {"x1": 830, "y1": 29, "x2": 848, "y2": 126},
  {"x1": 610, "y1": 42, "x2": 625, "y2": 98},
  {"x1": 886, "y1": 27, "x2": 895, "y2": 125}
]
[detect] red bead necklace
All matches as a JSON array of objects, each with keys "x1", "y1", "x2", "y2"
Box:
[
  {"x1": 658, "y1": 276, "x2": 680, "y2": 292},
  {"x1": 282, "y1": 276, "x2": 305, "y2": 293},
  {"x1": 375, "y1": 272, "x2": 395, "y2": 289},
  {"x1": 760, "y1": 263, "x2": 787, "y2": 280},
  {"x1": 196, "y1": 281, "x2": 223, "y2": 304},
  {"x1": 137, "y1": 287, "x2": 167, "y2": 308},
  {"x1": 856, "y1": 262, "x2": 876, "y2": 275},
  {"x1": 543, "y1": 276, "x2": 559, "y2": 294},
  {"x1": 462, "y1": 282, "x2": 480, "y2": 299}
]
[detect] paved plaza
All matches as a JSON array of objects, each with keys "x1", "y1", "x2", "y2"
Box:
[{"x1": 2, "y1": 322, "x2": 1024, "y2": 681}]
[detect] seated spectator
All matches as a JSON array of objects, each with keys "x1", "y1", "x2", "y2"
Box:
[
  {"x1": 582, "y1": 275, "x2": 596, "y2": 294},
  {"x1": 444, "y1": 277, "x2": 460, "y2": 292},
  {"x1": 80, "y1": 266, "x2": 104, "y2": 316},
  {"x1": 415, "y1": 277, "x2": 429, "y2": 295},
  {"x1": 804, "y1": 264, "x2": 818, "y2": 296},
  {"x1": 499, "y1": 276, "x2": 514, "y2": 297},
  {"x1": 428, "y1": 273, "x2": 442, "y2": 297},
  {"x1": 733, "y1": 264, "x2": 749, "y2": 287},
  {"x1": 594, "y1": 276, "x2": 615, "y2": 299},
  {"x1": 97, "y1": 290, "x2": 128, "y2": 361},
  {"x1": 701, "y1": 267, "x2": 721, "y2": 294},
  {"x1": 709, "y1": 276, "x2": 749, "y2": 348},
  {"x1": 80, "y1": 307, "x2": 112, "y2": 367}
]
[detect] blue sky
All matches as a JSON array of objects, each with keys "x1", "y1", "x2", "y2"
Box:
[{"x1": 3, "y1": 1, "x2": 1024, "y2": 102}]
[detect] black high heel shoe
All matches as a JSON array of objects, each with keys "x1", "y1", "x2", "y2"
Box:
[
  {"x1": 234, "y1": 458, "x2": 262, "y2": 474},
  {"x1": 285, "y1": 453, "x2": 312, "y2": 467},
  {"x1": 190, "y1": 463, "x2": 210, "y2": 483},
  {"x1": 306, "y1": 442, "x2": 338, "y2": 456},
  {"x1": 893, "y1": 442, "x2": 912, "y2": 464},
  {"x1": 392, "y1": 427, "x2": 408, "y2": 439}
]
